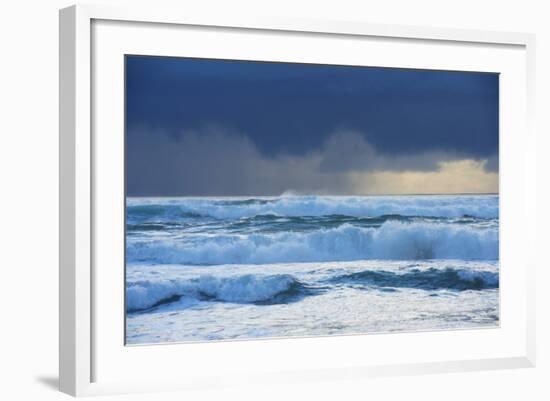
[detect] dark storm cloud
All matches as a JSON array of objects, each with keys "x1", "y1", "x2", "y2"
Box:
[
  {"x1": 126, "y1": 127, "x2": 352, "y2": 196},
  {"x1": 318, "y1": 131, "x2": 455, "y2": 173},
  {"x1": 126, "y1": 128, "x2": 497, "y2": 196},
  {"x1": 126, "y1": 56, "x2": 499, "y2": 196}
]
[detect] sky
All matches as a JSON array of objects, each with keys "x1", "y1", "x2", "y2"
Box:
[{"x1": 126, "y1": 55, "x2": 499, "y2": 196}]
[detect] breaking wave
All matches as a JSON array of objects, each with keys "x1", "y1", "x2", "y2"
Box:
[
  {"x1": 126, "y1": 267, "x2": 498, "y2": 313},
  {"x1": 331, "y1": 267, "x2": 498, "y2": 291},
  {"x1": 126, "y1": 274, "x2": 312, "y2": 312},
  {"x1": 127, "y1": 195, "x2": 498, "y2": 220},
  {"x1": 127, "y1": 221, "x2": 498, "y2": 265}
]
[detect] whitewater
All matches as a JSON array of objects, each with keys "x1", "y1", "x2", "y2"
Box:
[{"x1": 125, "y1": 194, "x2": 499, "y2": 344}]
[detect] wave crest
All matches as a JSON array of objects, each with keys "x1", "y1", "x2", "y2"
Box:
[
  {"x1": 332, "y1": 268, "x2": 498, "y2": 291},
  {"x1": 127, "y1": 195, "x2": 498, "y2": 220},
  {"x1": 126, "y1": 266, "x2": 498, "y2": 313},
  {"x1": 127, "y1": 221, "x2": 498, "y2": 265},
  {"x1": 126, "y1": 274, "x2": 308, "y2": 312}
]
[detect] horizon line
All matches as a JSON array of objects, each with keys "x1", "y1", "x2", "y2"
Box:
[{"x1": 126, "y1": 192, "x2": 499, "y2": 198}]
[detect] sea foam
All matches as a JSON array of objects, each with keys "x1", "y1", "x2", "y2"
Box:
[
  {"x1": 126, "y1": 265, "x2": 498, "y2": 313},
  {"x1": 127, "y1": 221, "x2": 498, "y2": 265},
  {"x1": 127, "y1": 194, "x2": 499, "y2": 220},
  {"x1": 126, "y1": 274, "x2": 303, "y2": 311}
]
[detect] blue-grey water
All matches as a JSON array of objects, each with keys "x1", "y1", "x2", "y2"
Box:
[{"x1": 125, "y1": 195, "x2": 499, "y2": 344}]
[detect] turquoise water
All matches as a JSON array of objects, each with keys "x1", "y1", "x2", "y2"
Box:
[{"x1": 125, "y1": 195, "x2": 499, "y2": 344}]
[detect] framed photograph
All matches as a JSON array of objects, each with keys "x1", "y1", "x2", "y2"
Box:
[{"x1": 59, "y1": 4, "x2": 536, "y2": 396}]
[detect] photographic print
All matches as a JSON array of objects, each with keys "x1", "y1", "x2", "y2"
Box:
[{"x1": 125, "y1": 56, "x2": 499, "y2": 345}]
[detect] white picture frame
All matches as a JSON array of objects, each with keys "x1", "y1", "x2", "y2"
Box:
[{"x1": 59, "y1": 3, "x2": 536, "y2": 397}]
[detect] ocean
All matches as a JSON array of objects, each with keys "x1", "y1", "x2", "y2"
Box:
[{"x1": 125, "y1": 194, "x2": 499, "y2": 344}]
